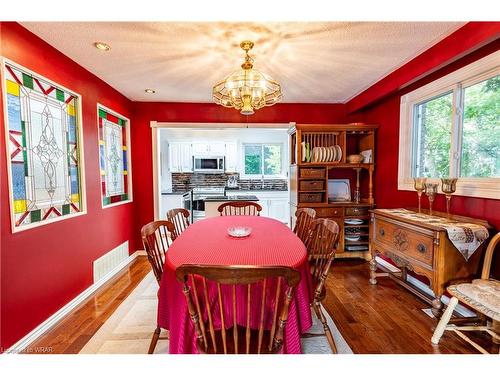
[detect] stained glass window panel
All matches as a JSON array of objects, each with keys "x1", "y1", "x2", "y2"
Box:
[
  {"x1": 98, "y1": 105, "x2": 131, "y2": 207},
  {"x1": 3, "y1": 61, "x2": 85, "y2": 231}
]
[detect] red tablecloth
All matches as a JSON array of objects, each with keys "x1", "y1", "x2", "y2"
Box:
[{"x1": 157, "y1": 215, "x2": 313, "y2": 354}]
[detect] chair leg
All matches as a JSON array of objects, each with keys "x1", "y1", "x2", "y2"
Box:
[
  {"x1": 492, "y1": 321, "x2": 500, "y2": 345},
  {"x1": 313, "y1": 302, "x2": 337, "y2": 354},
  {"x1": 431, "y1": 297, "x2": 458, "y2": 345},
  {"x1": 148, "y1": 326, "x2": 161, "y2": 354}
]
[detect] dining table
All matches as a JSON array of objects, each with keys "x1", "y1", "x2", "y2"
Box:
[{"x1": 156, "y1": 215, "x2": 313, "y2": 354}]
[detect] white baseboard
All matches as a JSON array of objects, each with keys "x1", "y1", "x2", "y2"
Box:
[
  {"x1": 375, "y1": 256, "x2": 475, "y2": 317},
  {"x1": 5, "y1": 247, "x2": 146, "y2": 354}
]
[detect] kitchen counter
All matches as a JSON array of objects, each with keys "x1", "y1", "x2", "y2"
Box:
[
  {"x1": 204, "y1": 195, "x2": 260, "y2": 218},
  {"x1": 225, "y1": 187, "x2": 287, "y2": 192},
  {"x1": 204, "y1": 195, "x2": 259, "y2": 202},
  {"x1": 161, "y1": 190, "x2": 189, "y2": 195}
]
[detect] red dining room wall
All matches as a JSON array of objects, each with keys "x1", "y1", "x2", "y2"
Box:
[
  {"x1": 130, "y1": 102, "x2": 347, "y2": 248},
  {"x1": 346, "y1": 22, "x2": 500, "y2": 230},
  {"x1": 0, "y1": 22, "x2": 136, "y2": 350}
]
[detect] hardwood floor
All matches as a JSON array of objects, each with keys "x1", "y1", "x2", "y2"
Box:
[
  {"x1": 323, "y1": 259, "x2": 497, "y2": 354},
  {"x1": 26, "y1": 256, "x2": 497, "y2": 354},
  {"x1": 26, "y1": 256, "x2": 151, "y2": 354}
]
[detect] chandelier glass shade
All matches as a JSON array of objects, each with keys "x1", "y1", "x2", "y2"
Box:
[{"x1": 212, "y1": 41, "x2": 282, "y2": 115}]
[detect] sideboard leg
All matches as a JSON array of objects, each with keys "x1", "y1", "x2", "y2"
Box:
[
  {"x1": 369, "y1": 258, "x2": 378, "y2": 285},
  {"x1": 431, "y1": 295, "x2": 443, "y2": 318}
]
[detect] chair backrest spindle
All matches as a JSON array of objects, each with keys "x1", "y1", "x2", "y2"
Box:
[
  {"x1": 166, "y1": 208, "x2": 190, "y2": 240},
  {"x1": 293, "y1": 208, "x2": 316, "y2": 244},
  {"x1": 141, "y1": 220, "x2": 175, "y2": 285},
  {"x1": 218, "y1": 201, "x2": 262, "y2": 216},
  {"x1": 176, "y1": 265, "x2": 301, "y2": 354}
]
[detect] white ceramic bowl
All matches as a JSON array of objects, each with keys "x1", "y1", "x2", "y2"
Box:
[{"x1": 227, "y1": 226, "x2": 252, "y2": 238}]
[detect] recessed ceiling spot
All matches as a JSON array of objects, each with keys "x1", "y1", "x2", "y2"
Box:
[
  {"x1": 145, "y1": 89, "x2": 156, "y2": 94},
  {"x1": 93, "y1": 41, "x2": 111, "y2": 51}
]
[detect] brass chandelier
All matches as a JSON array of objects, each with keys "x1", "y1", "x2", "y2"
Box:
[{"x1": 212, "y1": 41, "x2": 282, "y2": 115}]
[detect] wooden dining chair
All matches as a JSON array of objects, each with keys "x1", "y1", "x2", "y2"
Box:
[
  {"x1": 176, "y1": 265, "x2": 301, "y2": 354},
  {"x1": 141, "y1": 220, "x2": 175, "y2": 354},
  {"x1": 431, "y1": 232, "x2": 500, "y2": 353},
  {"x1": 303, "y1": 218, "x2": 340, "y2": 353},
  {"x1": 217, "y1": 201, "x2": 262, "y2": 216},
  {"x1": 293, "y1": 208, "x2": 316, "y2": 244},
  {"x1": 166, "y1": 208, "x2": 190, "y2": 240}
]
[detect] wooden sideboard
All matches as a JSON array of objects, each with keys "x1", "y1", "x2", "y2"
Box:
[{"x1": 369, "y1": 208, "x2": 492, "y2": 316}]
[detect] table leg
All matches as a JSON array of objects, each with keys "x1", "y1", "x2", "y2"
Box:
[
  {"x1": 431, "y1": 295, "x2": 443, "y2": 318},
  {"x1": 369, "y1": 258, "x2": 378, "y2": 285}
]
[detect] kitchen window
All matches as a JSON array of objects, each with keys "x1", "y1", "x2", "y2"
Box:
[
  {"x1": 243, "y1": 143, "x2": 284, "y2": 178},
  {"x1": 398, "y1": 51, "x2": 499, "y2": 199}
]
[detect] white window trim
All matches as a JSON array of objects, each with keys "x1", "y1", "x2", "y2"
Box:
[
  {"x1": 241, "y1": 142, "x2": 286, "y2": 179},
  {"x1": 398, "y1": 51, "x2": 500, "y2": 200}
]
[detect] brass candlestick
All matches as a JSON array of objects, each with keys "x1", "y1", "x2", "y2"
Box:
[
  {"x1": 424, "y1": 183, "x2": 438, "y2": 216},
  {"x1": 413, "y1": 177, "x2": 427, "y2": 213},
  {"x1": 441, "y1": 178, "x2": 458, "y2": 216}
]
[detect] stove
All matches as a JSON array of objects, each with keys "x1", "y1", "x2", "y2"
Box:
[
  {"x1": 192, "y1": 187, "x2": 226, "y2": 194},
  {"x1": 187, "y1": 187, "x2": 226, "y2": 222}
]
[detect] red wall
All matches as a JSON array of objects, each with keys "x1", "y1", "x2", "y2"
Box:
[
  {"x1": 0, "y1": 22, "x2": 136, "y2": 349},
  {"x1": 347, "y1": 32, "x2": 500, "y2": 229},
  {"x1": 1, "y1": 20, "x2": 498, "y2": 351},
  {"x1": 131, "y1": 102, "x2": 347, "y2": 247}
]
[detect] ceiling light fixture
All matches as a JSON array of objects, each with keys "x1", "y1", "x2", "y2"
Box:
[
  {"x1": 144, "y1": 89, "x2": 156, "y2": 94},
  {"x1": 93, "y1": 41, "x2": 111, "y2": 51},
  {"x1": 213, "y1": 41, "x2": 282, "y2": 115}
]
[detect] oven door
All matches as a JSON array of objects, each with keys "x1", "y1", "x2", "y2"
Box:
[{"x1": 182, "y1": 191, "x2": 193, "y2": 223}]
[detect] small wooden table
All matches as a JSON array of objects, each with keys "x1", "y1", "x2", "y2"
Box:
[{"x1": 368, "y1": 208, "x2": 492, "y2": 317}]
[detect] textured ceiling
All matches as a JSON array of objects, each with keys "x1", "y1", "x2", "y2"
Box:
[{"x1": 21, "y1": 22, "x2": 465, "y2": 103}]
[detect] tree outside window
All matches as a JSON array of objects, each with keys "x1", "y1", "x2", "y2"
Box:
[
  {"x1": 412, "y1": 74, "x2": 499, "y2": 179},
  {"x1": 244, "y1": 144, "x2": 283, "y2": 177}
]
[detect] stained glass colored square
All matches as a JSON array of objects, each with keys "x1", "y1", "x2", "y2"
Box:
[
  {"x1": 7, "y1": 93, "x2": 22, "y2": 131},
  {"x1": 30, "y1": 209, "x2": 41, "y2": 222},
  {"x1": 4, "y1": 61, "x2": 85, "y2": 231},
  {"x1": 97, "y1": 105, "x2": 131, "y2": 207},
  {"x1": 62, "y1": 204, "x2": 70, "y2": 215},
  {"x1": 11, "y1": 162, "x2": 26, "y2": 199}
]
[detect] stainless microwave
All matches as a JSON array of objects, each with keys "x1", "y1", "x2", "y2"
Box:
[{"x1": 193, "y1": 156, "x2": 225, "y2": 173}]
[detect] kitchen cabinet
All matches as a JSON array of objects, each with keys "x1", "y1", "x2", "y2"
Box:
[
  {"x1": 160, "y1": 193, "x2": 184, "y2": 218},
  {"x1": 169, "y1": 142, "x2": 193, "y2": 172},
  {"x1": 226, "y1": 190, "x2": 289, "y2": 224},
  {"x1": 193, "y1": 142, "x2": 226, "y2": 155},
  {"x1": 225, "y1": 142, "x2": 238, "y2": 172}
]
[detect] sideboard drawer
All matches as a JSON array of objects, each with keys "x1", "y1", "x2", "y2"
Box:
[
  {"x1": 345, "y1": 207, "x2": 369, "y2": 216},
  {"x1": 314, "y1": 207, "x2": 342, "y2": 218},
  {"x1": 374, "y1": 218, "x2": 434, "y2": 266}
]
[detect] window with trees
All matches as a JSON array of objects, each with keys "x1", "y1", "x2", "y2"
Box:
[
  {"x1": 399, "y1": 52, "x2": 499, "y2": 199},
  {"x1": 243, "y1": 143, "x2": 283, "y2": 177}
]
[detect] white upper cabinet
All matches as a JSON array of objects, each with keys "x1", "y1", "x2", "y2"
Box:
[
  {"x1": 193, "y1": 142, "x2": 226, "y2": 156},
  {"x1": 169, "y1": 142, "x2": 193, "y2": 172},
  {"x1": 225, "y1": 142, "x2": 238, "y2": 172}
]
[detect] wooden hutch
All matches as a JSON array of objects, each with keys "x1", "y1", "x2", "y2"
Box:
[{"x1": 288, "y1": 123, "x2": 379, "y2": 259}]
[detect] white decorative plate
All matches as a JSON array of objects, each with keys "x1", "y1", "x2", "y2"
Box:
[
  {"x1": 331, "y1": 146, "x2": 336, "y2": 162},
  {"x1": 345, "y1": 219, "x2": 363, "y2": 225},
  {"x1": 227, "y1": 226, "x2": 252, "y2": 237},
  {"x1": 345, "y1": 235, "x2": 361, "y2": 241},
  {"x1": 335, "y1": 145, "x2": 342, "y2": 161},
  {"x1": 327, "y1": 147, "x2": 333, "y2": 162}
]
